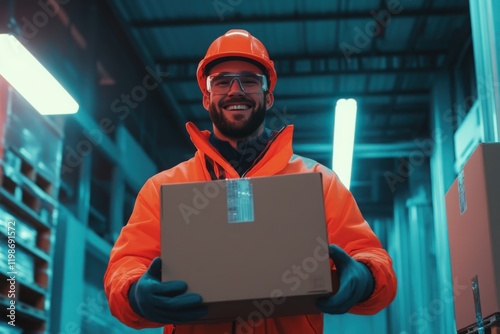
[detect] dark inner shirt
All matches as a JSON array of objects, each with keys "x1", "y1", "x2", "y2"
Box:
[{"x1": 209, "y1": 129, "x2": 272, "y2": 176}]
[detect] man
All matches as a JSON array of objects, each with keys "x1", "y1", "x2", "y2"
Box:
[{"x1": 104, "y1": 29, "x2": 397, "y2": 334}]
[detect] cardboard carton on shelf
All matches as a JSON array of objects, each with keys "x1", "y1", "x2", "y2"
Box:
[{"x1": 445, "y1": 143, "x2": 500, "y2": 332}]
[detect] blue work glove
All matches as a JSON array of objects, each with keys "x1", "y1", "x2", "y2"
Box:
[
  {"x1": 316, "y1": 244, "x2": 375, "y2": 314},
  {"x1": 128, "y1": 257, "x2": 208, "y2": 324}
]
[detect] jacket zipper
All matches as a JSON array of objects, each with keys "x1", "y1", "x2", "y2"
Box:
[
  {"x1": 240, "y1": 126, "x2": 287, "y2": 178},
  {"x1": 204, "y1": 125, "x2": 288, "y2": 334},
  {"x1": 204, "y1": 126, "x2": 287, "y2": 180}
]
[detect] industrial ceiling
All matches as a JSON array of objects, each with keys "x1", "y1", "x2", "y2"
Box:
[{"x1": 87, "y1": 0, "x2": 473, "y2": 217}]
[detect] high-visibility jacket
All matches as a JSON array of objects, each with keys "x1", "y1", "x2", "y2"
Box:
[{"x1": 104, "y1": 122, "x2": 397, "y2": 334}]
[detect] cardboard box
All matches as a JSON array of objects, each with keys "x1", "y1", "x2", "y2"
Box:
[
  {"x1": 457, "y1": 313, "x2": 500, "y2": 334},
  {"x1": 160, "y1": 173, "x2": 334, "y2": 323},
  {"x1": 445, "y1": 143, "x2": 500, "y2": 331}
]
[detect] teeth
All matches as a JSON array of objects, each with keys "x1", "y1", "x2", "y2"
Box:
[{"x1": 226, "y1": 105, "x2": 250, "y2": 110}]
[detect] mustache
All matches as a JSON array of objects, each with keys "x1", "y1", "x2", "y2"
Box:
[{"x1": 219, "y1": 97, "x2": 255, "y2": 107}]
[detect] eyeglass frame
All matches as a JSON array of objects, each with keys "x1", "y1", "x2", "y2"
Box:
[{"x1": 206, "y1": 72, "x2": 269, "y2": 95}]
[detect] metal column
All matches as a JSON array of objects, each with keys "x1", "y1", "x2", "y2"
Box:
[{"x1": 469, "y1": 0, "x2": 500, "y2": 142}]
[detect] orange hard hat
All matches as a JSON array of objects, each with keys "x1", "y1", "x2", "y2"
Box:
[{"x1": 197, "y1": 29, "x2": 277, "y2": 95}]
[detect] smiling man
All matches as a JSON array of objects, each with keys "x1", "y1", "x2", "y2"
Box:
[
  {"x1": 203, "y1": 60, "x2": 275, "y2": 176},
  {"x1": 204, "y1": 64, "x2": 272, "y2": 141},
  {"x1": 104, "y1": 29, "x2": 397, "y2": 334}
]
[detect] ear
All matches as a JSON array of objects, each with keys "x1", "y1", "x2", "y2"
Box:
[
  {"x1": 202, "y1": 94, "x2": 210, "y2": 111},
  {"x1": 265, "y1": 92, "x2": 274, "y2": 110}
]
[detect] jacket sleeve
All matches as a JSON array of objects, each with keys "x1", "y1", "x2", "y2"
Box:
[
  {"x1": 103, "y1": 178, "x2": 174, "y2": 331},
  {"x1": 321, "y1": 168, "x2": 397, "y2": 314}
]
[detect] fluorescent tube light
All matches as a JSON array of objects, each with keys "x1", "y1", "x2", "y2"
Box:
[
  {"x1": 332, "y1": 98, "x2": 358, "y2": 190},
  {"x1": 0, "y1": 34, "x2": 79, "y2": 115}
]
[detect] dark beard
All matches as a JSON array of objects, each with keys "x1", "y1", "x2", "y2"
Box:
[{"x1": 209, "y1": 99, "x2": 266, "y2": 139}]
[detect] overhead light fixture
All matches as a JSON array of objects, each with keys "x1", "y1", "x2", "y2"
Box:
[
  {"x1": 332, "y1": 98, "x2": 358, "y2": 190},
  {"x1": 0, "y1": 34, "x2": 79, "y2": 115}
]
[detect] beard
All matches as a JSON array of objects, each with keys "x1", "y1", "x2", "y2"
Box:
[{"x1": 209, "y1": 96, "x2": 266, "y2": 139}]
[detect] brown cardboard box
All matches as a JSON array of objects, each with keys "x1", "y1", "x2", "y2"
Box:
[
  {"x1": 445, "y1": 143, "x2": 500, "y2": 331},
  {"x1": 160, "y1": 173, "x2": 334, "y2": 323}
]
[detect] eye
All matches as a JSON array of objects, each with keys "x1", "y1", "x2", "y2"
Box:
[
  {"x1": 242, "y1": 79, "x2": 259, "y2": 86},
  {"x1": 213, "y1": 79, "x2": 230, "y2": 87}
]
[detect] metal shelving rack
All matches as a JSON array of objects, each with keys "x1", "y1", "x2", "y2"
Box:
[{"x1": 0, "y1": 82, "x2": 63, "y2": 333}]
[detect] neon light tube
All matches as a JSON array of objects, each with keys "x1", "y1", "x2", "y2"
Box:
[
  {"x1": 0, "y1": 34, "x2": 79, "y2": 115},
  {"x1": 332, "y1": 98, "x2": 357, "y2": 190}
]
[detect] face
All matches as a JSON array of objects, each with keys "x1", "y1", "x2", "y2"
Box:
[{"x1": 203, "y1": 60, "x2": 274, "y2": 140}]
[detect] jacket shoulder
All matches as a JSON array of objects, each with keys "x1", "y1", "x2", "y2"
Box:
[
  {"x1": 148, "y1": 157, "x2": 202, "y2": 185},
  {"x1": 289, "y1": 154, "x2": 333, "y2": 174}
]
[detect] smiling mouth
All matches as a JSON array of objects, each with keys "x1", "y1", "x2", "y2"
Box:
[
  {"x1": 221, "y1": 99, "x2": 255, "y2": 111},
  {"x1": 224, "y1": 104, "x2": 252, "y2": 111}
]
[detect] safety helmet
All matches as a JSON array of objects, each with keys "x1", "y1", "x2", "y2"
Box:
[{"x1": 197, "y1": 29, "x2": 277, "y2": 95}]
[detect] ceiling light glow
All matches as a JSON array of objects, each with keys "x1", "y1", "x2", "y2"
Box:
[
  {"x1": 0, "y1": 34, "x2": 79, "y2": 115},
  {"x1": 332, "y1": 98, "x2": 358, "y2": 190}
]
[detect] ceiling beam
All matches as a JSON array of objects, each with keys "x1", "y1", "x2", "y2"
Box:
[
  {"x1": 178, "y1": 89, "x2": 429, "y2": 106},
  {"x1": 294, "y1": 140, "x2": 432, "y2": 158},
  {"x1": 159, "y1": 50, "x2": 445, "y2": 80},
  {"x1": 272, "y1": 89, "x2": 430, "y2": 100},
  {"x1": 297, "y1": 104, "x2": 429, "y2": 116},
  {"x1": 103, "y1": 0, "x2": 191, "y2": 153},
  {"x1": 157, "y1": 49, "x2": 447, "y2": 67},
  {"x1": 130, "y1": 7, "x2": 468, "y2": 28}
]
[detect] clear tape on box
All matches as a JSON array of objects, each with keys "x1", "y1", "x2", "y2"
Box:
[{"x1": 226, "y1": 179, "x2": 255, "y2": 224}]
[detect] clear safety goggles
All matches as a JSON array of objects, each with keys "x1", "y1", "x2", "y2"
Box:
[{"x1": 206, "y1": 72, "x2": 268, "y2": 94}]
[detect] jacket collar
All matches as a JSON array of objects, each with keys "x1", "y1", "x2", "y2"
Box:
[{"x1": 185, "y1": 122, "x2": 294, "y2": 178}]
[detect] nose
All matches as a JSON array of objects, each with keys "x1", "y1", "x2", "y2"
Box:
[{"x1": 227, "y1": 78, "x2": 245, "y2": 96}]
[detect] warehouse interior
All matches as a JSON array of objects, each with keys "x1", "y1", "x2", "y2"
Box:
[{"x1": 0, "y1": 0, "x2": 499, "y2": 333}]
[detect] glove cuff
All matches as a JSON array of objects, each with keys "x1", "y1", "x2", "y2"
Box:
[
  {"x1": 128, "y1": 281, "x2": 146, "y2": 317},
  {"x1": 359, "y1": 262, "x2": 375, "y2": 302}
]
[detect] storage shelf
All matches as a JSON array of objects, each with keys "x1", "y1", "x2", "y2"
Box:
[
  {"x1": 86, "y1": 228, "x2": 112, "y2": 260},
  {"x1": 0, "y1": 268, "x2": 47, "y2": 297},
  {"x1": 1, "y1": 162, "x2": 58, "y2": 208},
  {"x1": 0, "y1": 231, "x2": 50, "y2": 262},
  {"x1": 0, "y1": 188, "x2": 51, "y2": 230},
  {"x1": 89, "y1": 205, "x2": 107, "y2": 224},
  {"x1": 2, "y1": 87, "x2": 61, "y2": 334},
  {"x1": 0, "y1": 296, "x2": 47, "y2": 322},
  {"x1": 6, "y1": 145, "x2": 61, "y2": 187}
]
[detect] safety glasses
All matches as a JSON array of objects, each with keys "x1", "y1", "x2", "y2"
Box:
[{"x1": 206, "y1": 72, "x2": 268, "y2": 94}]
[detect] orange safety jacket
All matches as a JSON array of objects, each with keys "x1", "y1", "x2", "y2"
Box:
[{"x1": 104, "y1": 122, "x2": 397, "y2": 334}]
